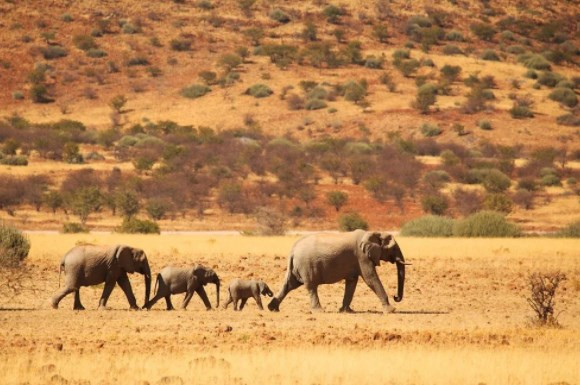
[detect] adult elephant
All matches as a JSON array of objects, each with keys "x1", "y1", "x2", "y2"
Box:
[
  {"x1": 267, "y1": 230, "x2": 409, "y2": 313},
  {"x1": 51, "y1": 244, "x2": 151, "y2": 310}
]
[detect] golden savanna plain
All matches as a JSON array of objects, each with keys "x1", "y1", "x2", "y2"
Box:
[{"x1": 0, "y1": 234, "x2": 578, "y2": 385}]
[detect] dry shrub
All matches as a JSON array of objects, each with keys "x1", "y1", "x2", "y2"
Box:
[
  {"x1": 254, "y1": 207, "x2": 286, "y2": 235},
  {"x1": 0, "y1": 223, "x2": 30, "y2": 267},
  {"x1": 527, "y1": 271, "x2": 566, "y2": 326}
]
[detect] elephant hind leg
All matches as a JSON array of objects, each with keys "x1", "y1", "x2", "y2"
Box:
[
  {"x1": 268, "y1": 272, "x2": 303, "y2": 311},
  {"x1": 165, "y1": 295, "x2": 175, "y2": 311},
  {"x1": 73, "y1": 290, "x2": 85, "y2": 310},
  {"x1": 239, "y1": 298, "x2": 248, "y2": 311},
  {"x1": 145, "y1": 293, "x2": 163, "y2": 310},
  {"x1": 339, "y1": 277, "x2": 358, "y2": 313},
  {"x1": 223, "y1": 295, "x2": 233, "y2": 309},
  {"x1": 51, "y1": 286, "x2": 75, "y2": 309},
  {"x1": 307, "y1": 285, "x2": 323, "y2": 311}
]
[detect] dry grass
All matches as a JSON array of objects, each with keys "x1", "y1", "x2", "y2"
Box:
[{"x1": 1, "y1": 235, "x2": 579, "y2": 384}]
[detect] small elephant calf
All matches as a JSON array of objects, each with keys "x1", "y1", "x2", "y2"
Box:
[
  {"x1": 224, "y1": 279, "x2": 274, "y2": 311},
  {"x1": 145, "y1": 265, "x2": 220, "y2": 311}
]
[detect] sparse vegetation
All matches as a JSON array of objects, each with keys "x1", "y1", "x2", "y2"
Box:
[
  {"x1": 0, "y1": 223, "x2": 30, "y2": 266},
  {"x1": 527, "y1": 271, "x2": 566, "y2": 326}
]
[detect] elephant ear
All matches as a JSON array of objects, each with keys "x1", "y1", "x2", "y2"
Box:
[
  {"x1": 193, "y1": 265, "x2": 208, "y2": 285},
  {"x1": 187, "y1": 272, "x2": 199, "y2": 289},
  {"x1": 115, "y1": 245, "x2": 136, "y2": 273},
  {"x1": 359, "y1": 232, "x2": 382, "y2": 266}
]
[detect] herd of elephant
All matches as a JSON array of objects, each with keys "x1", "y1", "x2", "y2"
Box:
[{"x1": 51, "y1": 230, "x2": 409, "y2": 313}]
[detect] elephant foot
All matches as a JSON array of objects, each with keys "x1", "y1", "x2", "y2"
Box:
[
  {"x1": 166, "y1": 307, "x2": 175, "y2": 311},
  {"x1": 383, "y1": 305, "x2": 396, "y2": 314},
  {"x1": 97, "y1": 305, "x2": 110, "y2": 311},
  {"x1": 339, "y1": 306, "x2": 355, "y2": 313},
  {"x1": 310, "y1": 307, "x2": 324, "y2": 313},
  {"x1": 51, "y1": 302, "x2": 59, "y2": 310},
  {"x1": 267, "y1": 298, "x2": 280, "y2": 312},
  {"x1": 73, "y1": 305, "x2": 85, "y2": 311},
  {"x1": 129, "y1": 306, "x2": 140, "y2": 311}
]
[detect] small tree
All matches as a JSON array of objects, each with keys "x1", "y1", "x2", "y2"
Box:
[
  {"x1": 527, "y1": 271, "x2": 566, "y2": 326},
  {"x1": 218, "y1": 53, "x2": 242, "y2": 73},
  {"x1": 146, "y1": 199, "x2": 169, "y2": 220},
  {"x1": 255, "y1": 207, "x2": 286, "y2": 235},
  {"x1": 414, "y1": 83, "x2": 437, "y2": 113},
  {"x1": 339, "y1": 212, "x2": 368, "y2": 231},
  {"x1": 373, "y1": 24, "x2": 388, "y2": 43},
  {"x1": 110, "y1": 95, "x2": 127, "y2": 113},
  {"x1": 116, "y1": 190, "x2": 140, "y2": 219},
  {"x1": 67, "y1": 187, "x2": 102, "y2": 224},
  {"x1": 326, "y1": 191, "x2": 348, "y2": 211},
  {"x1": 44, "y1": 191, "x2": 63, "y2": 214}
]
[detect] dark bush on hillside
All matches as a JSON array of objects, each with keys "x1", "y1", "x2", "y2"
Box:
[
  {"x1": 305, "y1": 99, "x2": 327, "y2": 110},
  {"x1": 506, "y1": 45, "x2": 526, "y2": 55},
  {"x1": 441, "y1": 65, "x2": 462, "y2": 82},
  {"x1": 339, "y1": 212, "x2": 368, "y2": 231},
  {"x1": 481, "y1": 49, "x2": 500, "y2": 61},
  {"x1": 0, "y1": 155, "x2": 28, "y2": 166},
  {"x1": 537, "y1": 71, "x2": 565, "y2": 88},
  {"x1": 454, "y1": 188, "x2": 483, "y2": 216},
  {"x1": 287, "y1": 94, "x2": 305, "y2": 110},
  {"x1": 400, "y1": 215, "x2": 454, "y2": 237},
  {"x1": 510, "y1": 104, "x2": 534, "y2": 119},
  {"x1": 255, "y1": 207, "x2": 286, "y2": 235},
  {"x1": 170, "y1": 37, "x2": 193, "y2": 51},
  {"x1": 442, "y1": 44, "x2": 463, "y2": 55},
  {"x1": 323, "y1": 5, "x2": 345, "y2": 24},
  {"x1": 0, "y1": 223, "x2": 30, "y2": 266},
  {"x1": 73, "y1": 35, "x2": 97, "y2": 51},
  {"x1": 470, "y1": 22, "x2": 496, "y2": 41},
  {"x1": 556, "y1": 113, "x2": 580, "y2": 126},
  {"x1": 445, "y1": 30, "x2": 465, "y2": 41},
  {"x1": 513, "y1": 189, "x2": 534, "y2": 210},
  {"x1": 453, "y1": 211, "x2": 520, "y2": 237},
  {"x1": 555, "y1": 220, "x2": 580, "y2": 237},
  {"x1": 421, "y1": 193, "x2": 448, "y2": 215},
  {"x1": 420, "y1": 123, "x2": 441, "y2": 136},
  {"x1": 86, "y1": 48, "x2": 107, "y2": 58},
  {"x1": 482, "y1": 169, "x2": 511, "y2": 193},
  {"x1": 415, "y1": 84, "x2": 437, "y2": 114},
  {"x1": 127, "y1": 56, "x2": 150, "y2": 66},
  {"x1": 41, "y1": 46, "x2": 68, "y2": 60},
  {"x1": 549, "y1": 88, "x2": 578, "y2": 108},
  {"x1": 30, "y1": 84, "x2": 52, "y2": 103},
  {"x1": 117, "y1": 218, "x2": 160, "y2": 234},
  {"x1": 181, "y1": 84, "x2": 211, "y2": 99},
  {"x1": 423, "y1": 170, "x2": 450, "y2": 189},
  {"x1": 518, "y1": 53, "x2": 551, "y2": 70},
  {"x1": 395, "y1": 58, "x2": 420, "y2": 78},
  {"x1": 269, "y1": 9, "x2": 290, "y2": 23}
]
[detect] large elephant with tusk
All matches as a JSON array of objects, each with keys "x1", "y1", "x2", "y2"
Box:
[
  {"x1": 51, "y1": 244, "x2": 151, "y2": 310},
  {"x1": 267, "y1": 230, "x2": 410, "y2": 313}
]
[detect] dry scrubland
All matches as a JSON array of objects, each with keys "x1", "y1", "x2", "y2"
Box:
[{"x1": 1, "y1": 234, "x2": 579, "y2": 385}]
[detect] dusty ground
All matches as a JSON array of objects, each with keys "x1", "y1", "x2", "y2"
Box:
[{"x1": 1, "y1": 234, "x2": 578, "y2": 385}]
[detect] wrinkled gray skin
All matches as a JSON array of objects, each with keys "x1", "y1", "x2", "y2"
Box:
[
  {"x1": 145, "y1": 265, "x2": 220, "y2": 310},
  {"x1": 51, "y1": 244, "x2": 151, "y2": 310},
  {"x1": 223, "y1": 279, "x2": 274, "y2": 311},
  {"x1": 268, "y1": 230, "x2": 408, "y2": 314}
]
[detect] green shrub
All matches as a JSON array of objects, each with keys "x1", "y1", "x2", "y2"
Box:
[
  {"x1": 12, "y1": 91, "x2": 24, "y2": 100},
  {"x1": 364, "y1": 56, "x2": 384, "y2": 69},
  {"x1": 510, "y1": 105, "x2": 534, "y2": 119},
  {"x1": 483, "y1": 193, "x2": 513, "y2": 213},
  {"x1": 0, "y1": 155, "x2": 28, "y2": 166},
  {"x1": 518, "y1": 53, "x2": 551, "y2": 70},
  {"x1": 423, "y1": 170, "x2": 450, "y2": 188},
  {"x1": 506, "y1": 45, "x2": 526, "y2": 55},
  {"x1": 86, "y1": 48, "x2": 107, "y2": 58},
  {"x1": 541, "y1": 174, "x2": 561, "y2": 186},
  {"x1": 421, "y1": 193, "x2": 449, "y2": 215},
  {"x1": 537, "y1": 71, "x2": 564, "y2": 88},
  {"x1": 442, "y1": 44, "x2": 463, "y2": 55},
  {"x1": 478, "y1": 120, "x2": 492, "y2": 130},
  {"x1": 245, "y1": 84, "x2": 273, "y2": 98},
  {"x1": 400, "y1": 215, "x2": 454, "y2": 237},
  {"x1": 567, "y1": 177, "x2": 577, "y2": 186},
  {"x1": 414, "y1": 83, "x2": 437, "y2": 113},
  {"x1": 73, "y1": 34, "x2": 97, "y2": 51},
  {"x1": 41, "y1": 46, "x2": 68, "y2": 60},
  {"x1": 305, "y1": 99, "x2": 327, "y2": 110},
  {"x1": 481, "y1": 49, "x2": 500, "y2": 61},
  {"x1": 61, "y1": 13, "x2": 73, "y2": 22},
  {"x1": 556, "y1": 113, "x2": 580, "y2": 126},
  {"x1": 127, "y1": 56, "x2": 150, "y2": 66},
  {"x1": 339, "y1": 212, "x2": 369, "y2": 231},
  {"x1": 342, "y1": 80, "x2": 367, "y2": 104},
  {"x1": 482, "y1": 169, "x2": 511, "y2": 193},
  {"x1": 420, "y1": 123, "x2": 441, "y2": 137},
  {"x1": 270, "y1": 9, "x2": 290, "y2": 23},
  {"x1": 181, "y1": 84, "x2": 211, "y2": 99},
  {"x1": 122, "y1": 22, "x2": 140, "y2": 34},
  {"x1": 445, "y1": 30, "x2": 465, "y2": 41},
  {"x1": 441, "y1": 65, "x2": 462, "y2": 82},
  {"x1": 555, "y1": 220, "x2": 580, "y2": 238},
  {"x1": 548, "y1": 88, "x2": 578, "y2": 108},
  {"x1": 117, "y1": 218, "x2": 160, "y2": 234},
  {"x1": 323, "y1": 5, "x2": 345, "y2": 24},
  {"x1": 392, "y1": 49, "x2": 411, "y2": 60},
  {"x1": 0, "y1": 223, "x2": 30, "y2": 266},
  {"x1": 452, "y1": 211, "x2": 520, "y2": 237},
  {"x1": 62, "y1": 222, "x2": 89, "y2": 233}
]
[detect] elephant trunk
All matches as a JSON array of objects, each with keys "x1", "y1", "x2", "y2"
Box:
[
  {"x1": 393, "y1": 246, "x2": 405, "y2": 303},
  {"x1": 143, "y1": 260, "x2": 151, "y2": 308}
]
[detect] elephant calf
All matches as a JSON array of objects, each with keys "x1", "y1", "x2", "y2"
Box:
[
  {"x1": 224, "y1": 279, "x2": 273, "y2": 311},
  {"x1": 145, "y1": 265, "x2": 220, "y2": 310}
]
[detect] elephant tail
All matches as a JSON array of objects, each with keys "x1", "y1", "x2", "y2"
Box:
[
  {"x1": 224, "y1": 287, "x2": 232, "y2": 309},
  {"x1": 153, "y1": 273, "x2": 161, "y2": 296},
  {"x1": 58, "y1": 260, "x2": 65, "y2": 288}
]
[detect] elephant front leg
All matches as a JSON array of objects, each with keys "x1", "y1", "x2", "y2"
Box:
[
  {"x1": 73, "y1": 290, "x2": 85, "y2": 310},
  {"x1": 117, "y1": 272, "x2": 139, "y2": 310},
  {"x1": 98, "y1": 276, "x2": 117, "y2": 310},
  {"x1": 196, "y1": 287, "x2": 212, "y2": 310},
  {"x1": 254, "y1": 294, "x2": 264, "y2": 310},
  {"x1": 268, "y1": 271, "x2": 303, "y2": 312},
  {"x1": 239, "y1": 298, "x2": 249, "y2": 311},
  {"x1": 360, "y1": 264, "x2": 395, "y2": 314},
  {"x1": 339, "y1": 277, "x2": 358, "y2": 313}
]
